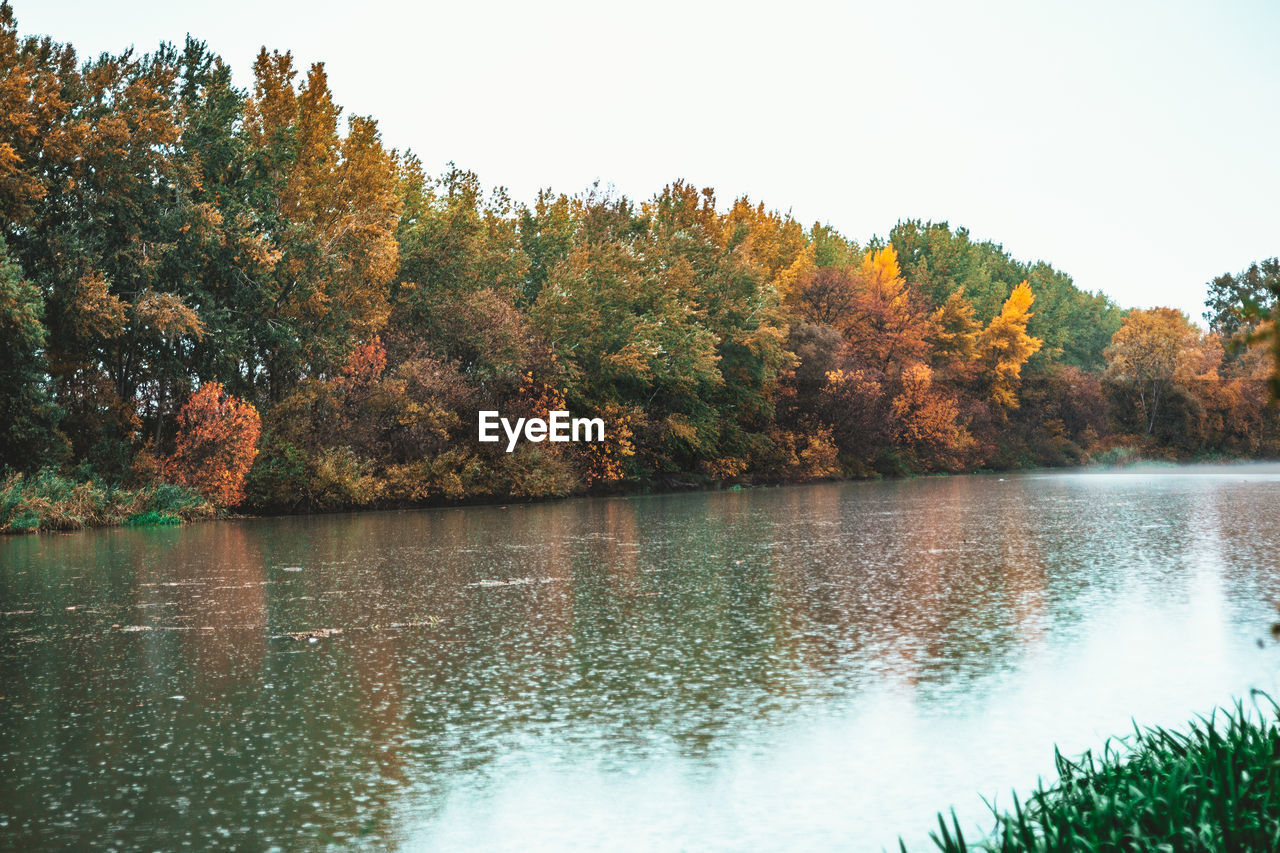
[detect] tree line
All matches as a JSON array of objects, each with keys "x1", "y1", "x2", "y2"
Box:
[{"x1": 1, "y1": 1, "x2": 1278, "y2": 515}]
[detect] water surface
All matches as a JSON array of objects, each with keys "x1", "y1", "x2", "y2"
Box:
[{"x1": 3, "y1": 465, "x2": 1280, "y2": 850}]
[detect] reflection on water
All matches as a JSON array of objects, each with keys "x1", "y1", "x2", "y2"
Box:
[{"x1": 2, "y1": 465, "x2": 1280, "y2": 850}]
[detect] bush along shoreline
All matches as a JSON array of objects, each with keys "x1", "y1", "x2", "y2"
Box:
[
  {"x1": 914, "y1": 697, "x2": 1280, "y2": 852},
  {"x1": 4, "y1": 451, "x2": 1278, "y2": 536},
  {"x1": 0, "y1": 470, "x2": 212, "y2": 534}
]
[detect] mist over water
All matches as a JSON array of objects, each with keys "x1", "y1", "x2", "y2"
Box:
[{"x1": 3, "y1": 464, "x2": 1280, "y2": 850}]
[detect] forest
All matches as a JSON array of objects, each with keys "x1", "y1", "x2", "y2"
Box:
[{"x1": 1, "y1": 1, "x2": 1279, "y2": 529}]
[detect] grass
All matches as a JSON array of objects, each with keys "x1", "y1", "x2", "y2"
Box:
[
  {"x1": 915, "y1": 696, "x2": 1280, "y2": 852},
  {"x1": 0, "y1": 469, "x2": 214, "y2": 533},
  {"x1": 124, "y1": 510, "x2": 183, "y2": 526}
]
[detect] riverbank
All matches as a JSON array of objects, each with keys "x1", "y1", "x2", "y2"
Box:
[
  {"x1": 5, "y1": 452, "x2": 1277, "y2": 534},
  {"x1": 916, "y1": 697, "x2": 1280, "y2": 852},
  {"x1": 0, "y1": 470, "x2": 213, "y2": 533}
]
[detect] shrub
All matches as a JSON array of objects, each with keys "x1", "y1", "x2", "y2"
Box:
[
  {"x1": 163, "y1": 383, "x2": 261, "y2": 508},
  {"x1": 0, "y1": 470, "x2": 212, "y2": 533},
  {"x1": 491, "y1": 445, "x2": 576, "y2": 498},
  {"x1": 308, "y1": 447, "x2": 383, "y2": 509}
]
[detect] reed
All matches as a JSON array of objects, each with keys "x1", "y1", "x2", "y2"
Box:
[
  {"x1": 0, "y1": 469, "x2": 213, "y2": 533},
  {"x1": 915, "y1": 696, "x2": 1280, "y2": 852}
]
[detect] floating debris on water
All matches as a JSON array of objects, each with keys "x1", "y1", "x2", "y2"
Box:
[
  {"x1": 467, "y1": 577, "x2": 559, "y2": 588},
  {"x1": 281, "y1": 628, "x2": 343, "y2": 641}
]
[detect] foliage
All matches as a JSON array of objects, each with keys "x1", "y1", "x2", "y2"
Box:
[
  {"x1": 0, "y1": 235, "x2": 59, "y2": 470},
  {"x1": 125, "y1": 510, "x2": 182, "y2": 526},
  {"x1": 890, "y1": 220, "x2": 1122, "y2": 370},
  {"x1": 0, "y1": 469, "x2": 211, "y2": 533},
  {"x1": 163, "y1": 383, "x2": 261, "y2": 507},
  {"x1": 978, "y1": 282, "x2": 1043, "y2": 410},
  {"x1": 0, "y1": 2, "x2": 1277, "y2": 522},
  {"x1": 918, "y1": 699, "x2": 1280, "y2": 853},
  {"x1": 1105, "y1": 308, "x2": 1207, "y2": 436},
  {"x1": 1204, "y1": 258, "x2": 1279, "y2": 340}
]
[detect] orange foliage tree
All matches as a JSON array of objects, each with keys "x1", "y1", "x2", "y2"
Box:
[
  {"x1": 163, "y1": 383, "x2": 262, "y2": 507},
  {"x1": 889, "y1": 362, "x2": 966, "y2": 469}
]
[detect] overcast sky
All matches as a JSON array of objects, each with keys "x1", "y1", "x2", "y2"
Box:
[{"x1": 17, "y1": 0, "x2": 1280, "y2": 320}]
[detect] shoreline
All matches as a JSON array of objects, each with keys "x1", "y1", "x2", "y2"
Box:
[{"x1": 6, "y1": 454, "x2": 1278, "y2": 537}]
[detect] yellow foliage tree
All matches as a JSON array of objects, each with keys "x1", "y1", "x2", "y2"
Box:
[
  {"x1": 930, "y1": 287, "x2": 981, "y2": 367},
  {"x1": 978, "y1": 281, "x2": 1042, "y2": 409},
  {"x1": 1104, "y1": 307, "x2": 1210, "y2": 435}
]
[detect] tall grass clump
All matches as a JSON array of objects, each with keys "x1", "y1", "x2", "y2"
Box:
[
  {"x1": 0, "y1": 470, "x2": 214, "y2": 533},
  {"x1": 917, "y1": 697, "x2": 1280, "y2": 852}
]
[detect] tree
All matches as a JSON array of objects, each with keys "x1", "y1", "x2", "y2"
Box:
[
  {"x1": 889, "y1": 362, "x2": 965, "y2": 470},
  {"x1": 531, "y1": 237, "x2": 723, "y2": 472},
  {"x1": 164, "y1": 383, "x2": 261, "y2": 507},
  {"x1": 978, "y1": 281, "x2": 1043, "y2": 409},
  {"x1": 891, "y1": 220, "x2": 1120, "y2": 369},
  {"x1": 1104, "y1": 308, "x2": 1205, "y2": 436},
  {"x1": 242, "y1": 54, "x2": 403, "y2": 397},
  {"x1": 789, "y1": 266, "x2": 860, "y2": 328},
  {"x1": 841, "y1": 245, "x2": 932, "y2": 372},
  {"x1": 1203, "y1": 259, "x2": 1280, "y2": 401},
  {"x1": 930, "y1": 287, "x2": 981, "y2": 369},
  {"x1": 1204, "y1": 259, "x2": 1279, "y2": 340},
  {"x1": 0, "y1": 237, "x2": 59, "y2": 470}
]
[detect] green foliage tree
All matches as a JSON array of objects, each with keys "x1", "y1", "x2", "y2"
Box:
[{"x1": 0, "y1": 237, "x2": 59, "y2": 470}]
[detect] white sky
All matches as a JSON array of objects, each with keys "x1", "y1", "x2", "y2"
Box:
[{"x1": 17, "y1": 0, "x2": 1280, "y2": 320}]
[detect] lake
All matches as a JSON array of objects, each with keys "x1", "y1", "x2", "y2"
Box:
[{"x1": 3, "y1": 464, "x2": 1280, "y2": 850}]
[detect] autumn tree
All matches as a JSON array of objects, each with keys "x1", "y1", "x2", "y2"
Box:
[
  {"x1": 818, "y1": 366, "x2": 889, "y2": 472},
  {"x1": 721, "y1": 196, "x2": 810, "y2": 300},
  {"x1": 1104, "y1": 308, "x2": 1207, "y2": 436},
  {"x1": 892, "y1": 220, "x2": 1120, "y2": 369},
  {"x1": 517, "y1": 188, "x2": 575, "y2": 305},
  {"x1": 390, "y1": 163, "x2": 535, "y2": 382},
  {"x1": 841, "y1": 246, "x2": 933, "y2": 372},
  {"x1": 644, "y1": 182, "x2": 790, "y2": 474},
  {"x1": 531, "y1": 235, "x2": 723, "y2": 474},
  {"x1": 977, "y1": 281, "x2": 1043, "y2": 409},
  {"x1": 164, "y1": 383, "x2": 261, "y2": 507},
  {"x1": 790, "y1": 266, "x2": 860, "y2": 328},
  {"x1": 930, "y1": 287, "x2": 981, "y2": 372},
  {"x1": 889, "y1": 362, "x2": 966, "y2": 470},
  {"x1": 243, "y1": 53, "x2": 403, "y2": 396}
]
